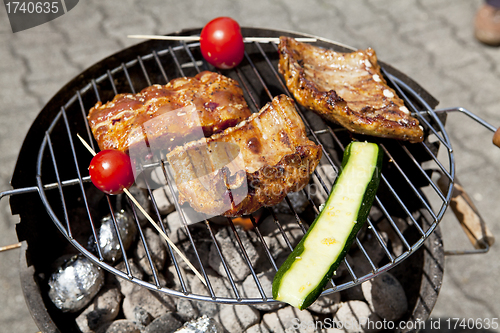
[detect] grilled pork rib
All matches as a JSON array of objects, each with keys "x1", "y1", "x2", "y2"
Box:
[
  {"x1": 167, "y1": 95, "x2": 322, "y2": 217},
  {"x1": 87, "y1": 71, "x2": 252, "y2": 153},
  {"x1": 278, "y1": 36, "x2": 424, "y2": 143}
]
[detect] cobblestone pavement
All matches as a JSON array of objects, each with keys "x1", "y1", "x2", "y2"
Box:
[{"x1": 1, "y1": 0, "x2": 499, "y2": 332}]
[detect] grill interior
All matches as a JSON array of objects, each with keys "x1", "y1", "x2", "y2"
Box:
[{"x1": 18, "y1": 28, "x2": 454, "y2": 305}]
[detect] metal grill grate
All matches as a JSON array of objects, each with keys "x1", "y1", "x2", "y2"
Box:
[{"x1": 27, "y1": 28, "x2": 457, "y2": 305}]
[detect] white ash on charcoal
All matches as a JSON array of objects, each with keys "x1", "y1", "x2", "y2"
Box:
[
  {"x1": 165, "y1": 210, "x2": 227, "y2": 245},
  {"x1": 247, "y1": 306, "x2": 315, "y2": 333},
  {"x1": 88, "y1": 210, "x2": 137, "y2": 263},
  {"x1": 350, "y1": 230, "x2": 390, "y2": 277},
  {"x1": 144, "y1": 165, "x2": 168, "y2": 188},
  {"x1": 174, "y1": 315, "x2": 225, "y2": 333},
  {"x1": 144, "y1": 313, "x2": 183, "y2": 333},
  {"x1": 306, "y1": 290, "x2": 341, "y2": 315},
  {"x1": 102, "y1": 319, "x2": 141, "y2": 333},
  {"x1": 361, "y1": 272, "x2": 408, "y2": 322},
  {"x1": 215, "y1": 305, "x2": 260, "y2": 333},
  {"x1": 258, "y1": 214, "x2": 304, "y2": 245},
  {"x1": 165, "y1": 211, "x2": 190, "y2": 244},
  {"x1": 160, "y1": 267, "x2": 201, "y2": 321},
  {"x1": 174, "y1": 227, "x2": 212, "y2": 273},
  {"x1": 164, "y1": 264, "x2": 189, "y2": 291},
  {"x1": 48, "y1": 254, "x2": 105, "y2": 312},
  {"x1": 177, "y1": 239, "x2": 212, "y2": 274},
  {"x1": 375, "y1": 217, "x2": 408, "y2": 257},
  {"x1": 112, "y1": 259, "x2": 144, "y2": 295},
  {"x1": 258, "y1": 214, "x2": 305, "y2": 267},
  {"x1": 132, "y1": 306, "x2": 154, "y2": 327},
  {"x1": 271, "y1": 191, "x2": 309, "y2": 214},
  {"x1": 241, "y1": 270, "x2": 284, "y2": 311},
  {"x1": 333, "y1": 301, "x2": 382, "y2": 333},
  {"x1": 76, "y1": 286, "x2": 122, "y2": 333},
  {"x1": 310, "y1": 163, "x2": 338, "y2": 205},
  {"x1": 152, "y1": 185, "x2": 176, "y2": 215},
  {"x1": 121, "y1": 283, "x2": 177, "y2": 324},
  {"x1": 161, "y1": 265, "x2": 204, "y2": 321},
  {"x1": 134, "y1": 227, "x2": 167, "y2": 276},
  {"x1": 208, "y1": 226, "x2": 263, "y2": 282},
  {"x1": 122, "y1": 185, "x2": 151, "y2": 225},
  {"x1": 176, "y1": 298, "x2": 200, "y2": 322},
  {"x1": 186, "y1": 268, "x2": 234, "y2": 317}
]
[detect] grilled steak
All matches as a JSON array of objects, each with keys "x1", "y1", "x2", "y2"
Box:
[
  {"x1": 87, "y1": 71, "x2": 252, "y2": 154},
  {"x1": 167, "y1": 95, "x2": 322, "y2": 217},
  {"x1": 278, "y1": 36, "x2": 424, "y2": 143}
]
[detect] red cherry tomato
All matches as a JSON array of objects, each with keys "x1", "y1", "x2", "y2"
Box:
[
  {"x1": 200, "y1": 17, "x2": 245, "y2": 69},
  {"x1": 89, "y1": 150, "x2": 135, "y2": 195}
]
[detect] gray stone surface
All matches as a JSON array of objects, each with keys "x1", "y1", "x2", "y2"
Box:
[{"x1": 1, "y1": 1, "x2": 499, "y2": 332}]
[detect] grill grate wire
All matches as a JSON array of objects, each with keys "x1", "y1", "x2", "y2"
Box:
[{"x1": 32, "y1": 35, "x2": 454, "y2": 304}]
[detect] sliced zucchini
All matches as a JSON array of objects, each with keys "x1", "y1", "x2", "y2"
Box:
[{"x1": 272, "y1": 141, "x2": 383, "y2": 310}]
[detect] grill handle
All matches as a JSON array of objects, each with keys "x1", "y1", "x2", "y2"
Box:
[
  {"x1": 434, "y1": 107, "x2": 498, "y2": 145},
  {"x1": 434, "y1": 107, "x2": 497, "y2": 254},
  {"x1": 0, "y1": 187, "x2": 39, "y2": 253},
  {"x1": 437, "y1": 175, "x2": 495, "y2": 252}
]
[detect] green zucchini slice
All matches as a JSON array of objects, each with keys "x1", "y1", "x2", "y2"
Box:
[{"x1": 272, "y1": 141, "x2": 383, "y2": 310}]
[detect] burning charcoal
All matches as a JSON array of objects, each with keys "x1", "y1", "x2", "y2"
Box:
[
  {"x1": 133, "y1": 305, "x2": 153, "y2": 326},
  {"x1": 174, "y1": 315, "x2": 224, "y2": 333},
  {"x1": 245, "y1": 324, "x2": 265, "y2": 333},
  {"x1": 89, "y1": 210, "x2": 137, "y2": 263},
  {"x1": 165, "y1": 211, "x2": 189, "y2": 244},
  {"x1": 176, "y1": 298, "x2": 200, "y2": 321},
  {"x1": 144, "y1": 313, "x2": 183, "y2": 333},
  {"x1": 376, "y1": 217, "x2": 408, "y2": 257},
  {"x1": 351, "y1": 230, "x2": 389, "y2": 276},
  {"x1": 166, "y1": 210, "x2": 213, "y2": 244},
  {"x1": 48, "y1": 254, "x2": 105, "y2": 312},
  {"x1": 134, "y1": 227, "x2": 167, "y2": 276},
  {"x1": 271, "y1": 191, "x2": 309, "y2": 214},
  {"x1": 307, "y1": 291, "x2": 341, "y2": 315},
  {"x1": 122, "y1": 283, "x2": 176, "y2": 321},
  {"x1": 311, "y1": 163, "x2": 338, "y2": 205},
  {"x1": 208, "y1": 227, "x2": 262, "y2": 282},
  {"x1": 361, "y1": 272, "x2": 408, "y2": 321},
  {"x1": 215, "y1": 305, "x2": 260, "y2": 333},
  {"x1": 113, "y1": 259, "x2": 143, "y2": 295},
  {"x1": 152, "y1": 185, "x2": 176, "y2": 215},
  {"x1": 75, "y1": 286, "x2": 122, "y2": 332},
  {"x1": 241, "y1": 270, "x2": 284, "y2": 311},
  {"x1": 259, "y1": 214, "x2": 304, "y2": 264},
  {"x1": 123, "y1": 185, "x2": 151, "y2": 225},
  {"x1": 259, "y1": 306, "x2": 315, "y2": 333},
  {"x1": 333, "y1": 301, "x2": 381, "y2": 333},
  {"x1": 187, "y1": 269, "x2": 232, "y2": 317},
  {"x1": 104, "y1": 319, "x2": 141, "y2": 333},
  {"x1": 178, "y1": 238, "x2": 211, "y2": 273}
]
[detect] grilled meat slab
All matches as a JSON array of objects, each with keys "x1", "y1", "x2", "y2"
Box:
[
  {"x1": 167, "y1": 95, "x2": 322, "y2": 217},
  {"x1": 87, "y1": 71, "x2": 252, "y2": 153},
  {"x1": 278, "y1": 36, "x2": 424, "y2": 143}
]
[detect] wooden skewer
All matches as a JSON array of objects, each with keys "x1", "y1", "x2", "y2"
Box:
[
  {"x1": 0, "y1": 242, "x2": 22, "y2": 252},
  {"x1": 127, "y1": 34, "x2": 317, "y2": 43},
  {"x1": 77, "y1": 134, "x2": 207, "y2": 286}
]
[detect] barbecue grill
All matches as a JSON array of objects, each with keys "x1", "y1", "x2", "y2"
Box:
[{"x1": 1, "y1": 28, "x2": 495, "y2": 331}]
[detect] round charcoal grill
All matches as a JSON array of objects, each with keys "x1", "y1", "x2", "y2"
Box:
[{"x1": 3, "y1": 28, "x2": 496, "y2": 314}]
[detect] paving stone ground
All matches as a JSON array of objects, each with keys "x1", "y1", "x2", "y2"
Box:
[{"x1": 1, "y1": 1, "x2": 499, "y2": 332}]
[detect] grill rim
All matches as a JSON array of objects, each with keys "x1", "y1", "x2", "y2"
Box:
[{"x1": 13, "y1": 27, "x2": 451, "y2": 305}]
